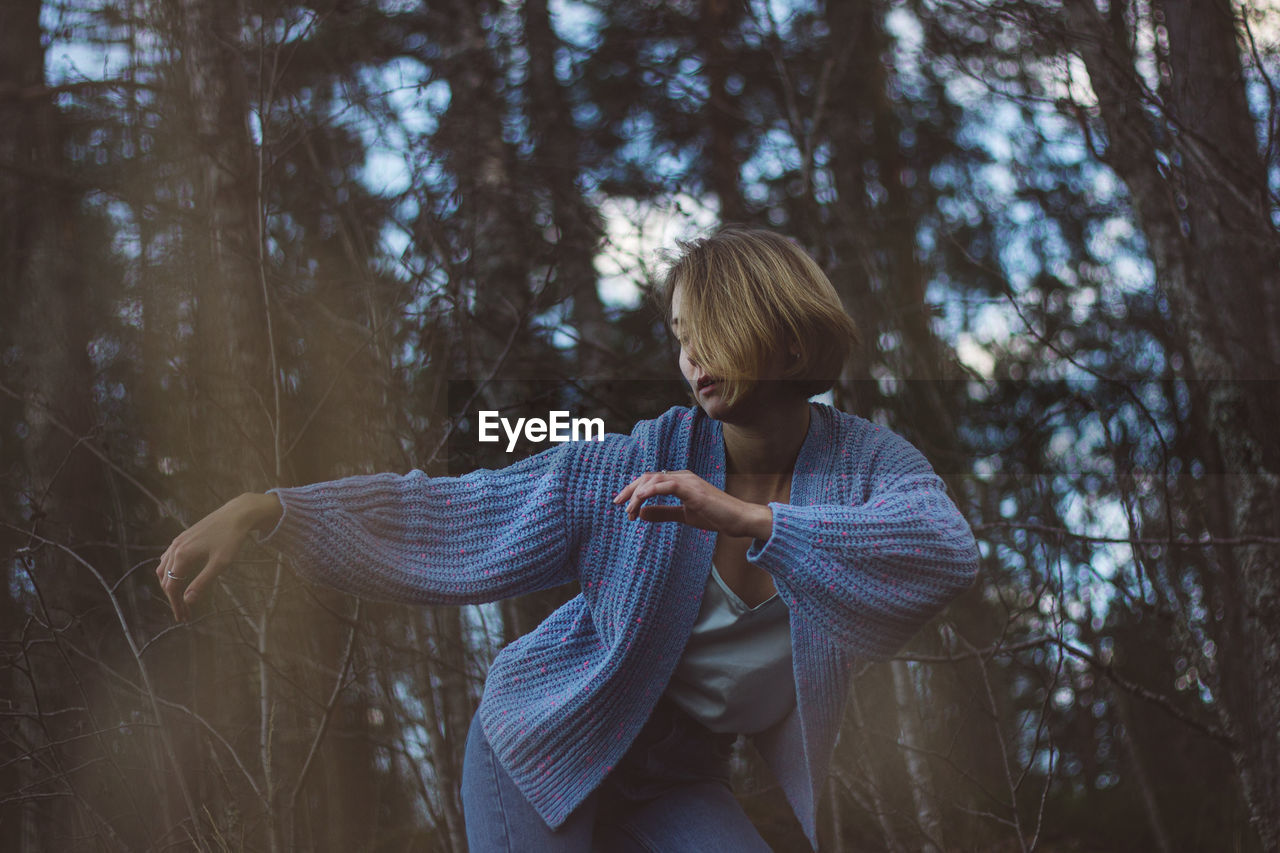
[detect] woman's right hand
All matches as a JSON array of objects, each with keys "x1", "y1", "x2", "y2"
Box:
[{"x1": 155, "y1": 492, "x2": 281, "y2": 623}]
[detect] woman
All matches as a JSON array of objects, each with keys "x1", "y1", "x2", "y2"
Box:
[{"x1": 157, "y1": 227, "x2": 980, "y2": 851}]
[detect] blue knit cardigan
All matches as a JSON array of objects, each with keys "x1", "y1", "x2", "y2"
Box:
[{"x1": 256, "y1": 402, "x2": 979, "y2": 848}]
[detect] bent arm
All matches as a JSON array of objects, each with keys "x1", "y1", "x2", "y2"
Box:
[
  {"x1": 253, "y1": 442, "x2": 579, "y2": 606},
  {"x1": 746, "y1": 430, "x2": 979, "y2": 660}
]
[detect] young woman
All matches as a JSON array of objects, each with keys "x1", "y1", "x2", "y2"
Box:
[{"x1": 157, "y1": 227, "x2": 979, "y2": 851}]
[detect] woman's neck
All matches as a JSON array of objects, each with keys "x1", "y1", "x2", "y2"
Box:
[{"x1": 721, "y1": 396, "x2": 811, "y2": 485}]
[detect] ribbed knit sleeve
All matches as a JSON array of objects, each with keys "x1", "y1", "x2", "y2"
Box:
[
  {"x1": 252, "y1": 441, "x2": 580, "y2": 605},
  {"x1": 746, "y1": 424, "x2": 978, "y2": 660}
]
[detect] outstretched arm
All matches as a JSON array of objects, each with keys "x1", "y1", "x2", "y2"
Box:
[
  {"x1": 254, "y1": 442, "x2": 581, "y2": 606},
  {"x1": 160, "y1": 442, "x2": 582, "y2": 621}
]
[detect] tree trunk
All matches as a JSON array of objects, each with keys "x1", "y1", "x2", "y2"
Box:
[
  {"x1": 426, "y1": 607, "x2": 476, "y2": 853},
  {"x1": 891, "y1": 660, "x2": 945, "y2": 852},
  {"x1": 699, "y1": 0, "x2": 749, "y2": 223},
  {"x1": 1, "y1": 0, "x2": 114, "y2": 847},
  {"x1": 1062, "y1": 1, "x2": 1280, "y2": 846},
  {"x1": 821, "y1": 4, "x2": 969, "y2": 844},
  {"x1": 523, "y1": 0, "x2": 609, "y2": 380},
  {"x1": 1114, "y1": 689, "x2": 1174, "y2": 853},
  {"x1": 423, "y1": 2, "x2": 539, "y2": 841},
  {"x1": 846, "y1": 685, "x2": 908, "y2": 853},
  {"x1": 172, "y1": 0, "x2": 274, "y2": 846},
  {"x1": 177, "y1": 0, "x2": 272, "y2": 499}
]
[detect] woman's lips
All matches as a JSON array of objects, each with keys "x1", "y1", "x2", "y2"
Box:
[{"x1": 697, "y1": 378, "x2": 719, "y2": 395}]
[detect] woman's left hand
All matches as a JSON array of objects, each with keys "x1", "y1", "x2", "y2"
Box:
[{"x1": 613, "y1": 470, "x2": 772, "y2": 540}]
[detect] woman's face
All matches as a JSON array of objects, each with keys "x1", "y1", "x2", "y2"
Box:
[{"x1": 670, "y1": 282, "x2": 797, "y2": 421}]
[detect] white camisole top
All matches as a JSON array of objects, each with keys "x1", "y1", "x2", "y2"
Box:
[{"x1": 663, "y1": 562, "x2": 796, "y2": 734}]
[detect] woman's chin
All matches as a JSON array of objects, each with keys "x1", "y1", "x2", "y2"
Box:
[
  {"x1": 695, "y1": 393, "x2": 750, "y2": 422},
  {"x1": 690, "y1": 391, "x2": 729, "y2": 419},
  {"x1": 694, "y1": 384, "x2": 805, "y2": 423},
  {"x1": 698, "y1": 401, "x2": 728, "y2": 420}
]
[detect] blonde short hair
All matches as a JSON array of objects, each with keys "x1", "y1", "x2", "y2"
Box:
[{"x1": 659, "y1": 227, "x2": 861, "y2": 409}]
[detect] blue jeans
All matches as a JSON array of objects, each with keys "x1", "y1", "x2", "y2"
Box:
[{"x1": 461, "y1": 697, "x2": 774, "y2": 852}]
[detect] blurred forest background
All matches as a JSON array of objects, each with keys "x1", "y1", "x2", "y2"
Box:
[{"x1": 2, "y1": 0, "x2": 1279, "y2": 850}]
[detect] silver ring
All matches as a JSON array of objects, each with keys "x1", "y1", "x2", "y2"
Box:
[{"x1": 166, "y1": 569, "x2": 186, "y2": 582}]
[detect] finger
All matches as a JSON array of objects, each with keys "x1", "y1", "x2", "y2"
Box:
[
  {"x1": 612, "y1": 479, "x2": 638, "y2": 505},
  {"x1": 163, "y1": 544, "x2": 193, "y2": 621},
  {"x1": 625, "y1": 478, "x2": 682, "y2": 518},
  {"x1": 624, "y1": 478, "x2": 658, "y2": 516},
  {"x1": 638, "y1": 505, "x2": 685, "y2": 524},
  {"x1": 613, "y1": 470, "x2": 668, "y2": 505},
  {"x1": 183, "y1": 562, "x2": 215, "y2": 609},
  {"x1": 156, "y1": 545, "x2": 171, "y2": 584},
  {"x1": 615, "y1": 472, "x2": 656, "y2": 509},
  {"x1": 163, "y1": 574, "x2": 185, "y2": 622}
]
